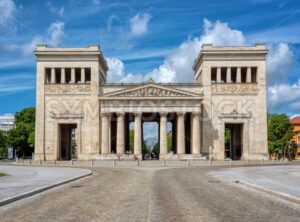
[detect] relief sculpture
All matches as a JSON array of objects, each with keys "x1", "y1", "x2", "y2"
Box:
[
  {"x1": 112, "y1": 86, "x2": 189, "y2": 97},
  {"x1": 211, "y1": 84, "x2": 258, "y2": 95},
  {"x1": 45, "y1": 84, "x2": 91, "y2": 95}
]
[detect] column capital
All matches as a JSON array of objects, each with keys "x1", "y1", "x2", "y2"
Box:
[
  {"x1": 159, "y1": 112, "x2": 168, "y2": 117},
  {"x1": 116, "y1": 112, "x2": 125, "y2": 117},
  {"x1": 191, "y1": 112, "x2": 201, "y2": 116},
  {"x1": 176, "y1": 112, "x2": 185, "y2": 116},
  {"x1": 101, "y1": 112, "x2": 110, "y2": 117},
  {"x1": 134, "y1": 112, "x2": 142, "y2": 117}
]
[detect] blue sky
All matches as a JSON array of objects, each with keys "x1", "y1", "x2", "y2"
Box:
[{"x1": 0, "y1": 0, "x2": 300, "y2": 117}]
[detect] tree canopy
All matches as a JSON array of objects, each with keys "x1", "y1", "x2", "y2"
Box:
[
  {"x1": 151, "y1": 133, "x2": 173, "y2": 155},
  {"x1": 268, "y1": 113, "x2": 294, "y2": 154},
  {"x1": 129, "y1": 129, "x2": 148, "y2": 154},
  {"x1": 0, "y1": 130, "x2": 8, "y2": 158},
  {"x1": 9, "y1": 107, "x2": 35, "y2": 157}
]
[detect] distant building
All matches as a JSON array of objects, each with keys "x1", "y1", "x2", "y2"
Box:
[
  {"x1": 291, "y1": 116, "x2": 300, "y2": 159},
  {"x1": 0, "y1": 114, "x2": 15, "y2": 131}
]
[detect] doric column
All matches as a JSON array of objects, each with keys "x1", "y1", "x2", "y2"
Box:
[
  {"x1": 159, "y1": 112, "x2": 168, "y2": 155},
  {"x1": 236, "y1": 67, "x2": 241, "y2": 83},
  {"x1": 191, "y1": 112, "x2": 201, "y2": 154},
  {"x1": 216, "y1": 67, "x2": 221, "y2": 83},
  {"x1": 134, "y1": 113, "x2": 142, "y2": 156},
  {"x1": 70, "y1": 68, "x2": 75, "y2": 83},
  {"x1": 50, "y1": 68, "x2": 56, "y2": 83},
  {"x1": 108, "y1": 114, "x2": 111, "y2": 154},
  {"x1": 81, "y1": 68, "x2": 86, "y2": 84},
  {"x1": 61, "y1": 68, "x2": 66, "y2": 84},
  {"x1": 246, "y1": 67, "x2": 251, "y2": 83},
  {"x1": 177, "y1": 112, "x2": 185, "y2": 154},
  {"x1": 116, "y1": 112, "x2": 125, "y2": 154},
  {"x1": 101, "y1": 113, "x2": 110, "y2": 154},
  {"x1": 226, "y1": 67, "x2": 231, "y2": 83}
]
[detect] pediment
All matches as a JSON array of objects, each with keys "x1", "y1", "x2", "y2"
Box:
[{"x1": 103, "y1": 83, "x2": 200, "y2": 98}]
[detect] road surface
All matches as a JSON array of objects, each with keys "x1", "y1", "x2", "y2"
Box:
[{"x1": 0, "y1": 166, "x2": 299, "y2": 222}]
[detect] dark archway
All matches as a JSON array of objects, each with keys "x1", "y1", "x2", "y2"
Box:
[
  {"x1": 225, "y1": 123, "x2": 243, "y2": 160},
  {"x1": 59, "y1": 124, "x2": 77, "y2": 160}
]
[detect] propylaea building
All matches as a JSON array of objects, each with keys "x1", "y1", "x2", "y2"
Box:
[{"x1": 34, "y1": 44, "x2": 268, "y2": 161}]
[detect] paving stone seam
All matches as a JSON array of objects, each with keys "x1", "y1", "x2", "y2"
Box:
[{"x1": 236, "y1": 180, "x2": 300, "y2": 205}]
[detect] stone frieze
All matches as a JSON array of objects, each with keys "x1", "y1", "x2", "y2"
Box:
[
  {"x1": 110, "y1": 86, "x2": 191, "y2": 97},
  {"x1": 211, "y1": 83, "x2": 258, "y2": 95},
  {"x1": 45, "y1": 84, "x2": 91, "y2": 95}
]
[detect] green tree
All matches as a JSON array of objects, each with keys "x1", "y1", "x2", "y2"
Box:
[
  {"x1": 0, "y1": 130, "x2": 8, "y2": 158},
  {"x1": 129, "y1": 129, "x2": 134, "y2": 152},
  {"x1": 151, "y1": 133, "x2": 173, "y2": 155},
  {"x1": 225, "y1": 128, "x2": 231, "y2": 149},
  {"x1": 268, "y1": 113, "x2": 294, "y2": 155},
  {"x1": 167, "y1": 133, "x2": 172, "y2": 153},
  {"x1": 152, "y1": 143, "x2": 159, "y2": 155},
  {"x1": 142, "y1": 140, "x2": 148, "y2": 155},
  {"x1": 8, "y1": 107, "x2": 35, "y2": 157},
  {"x1": 129, "y1": 129, "x2": 148, "y2": 155}
]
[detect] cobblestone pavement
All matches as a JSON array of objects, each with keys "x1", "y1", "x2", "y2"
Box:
[
  {"x1": 0, "y1": 165, "x2": 91, "y2": 204},
  {"x1": 211, "y1": 165, "x2": 300, "y2": 199},
  {"x1": 0, "y1": 166, "x2": 299, "y2": 222}
]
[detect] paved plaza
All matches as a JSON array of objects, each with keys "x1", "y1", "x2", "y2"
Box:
[
  {"x1": 211, "y1": 165, "x2": 300, "y2": 201},
  {"x1": 0, "y1": 165, "x2": 91, "y2": 206},
  {"x1": 0, "y1": 164, "x2": 299, "y2": 222}
]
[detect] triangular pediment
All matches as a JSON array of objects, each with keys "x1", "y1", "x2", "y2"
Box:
[{"x1": 103, "y1": 83, "x2": 200, "y2": 98}]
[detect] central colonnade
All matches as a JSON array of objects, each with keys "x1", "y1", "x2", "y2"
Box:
[{"x1": 100, "y1": 112, "x2": 202, "y2": 159}]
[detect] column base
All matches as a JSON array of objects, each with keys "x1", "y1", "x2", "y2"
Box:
[
  {"x1": 34, "y1": 153, "x2": 45, "y2": 161},
  {"x1": 93, "y1": 154, "x2": 142, "y2": 160},
  {"x1": 159, "y1": 153, "x2": 207, "y2": 160}
]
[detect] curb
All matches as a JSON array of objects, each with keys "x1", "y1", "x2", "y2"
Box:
[
  {"x1": 236, "y1": 180, "x2": 300, "y2": 205},
  {"x1": 10, "y1": 159, "x2": 291, "y2": 168},
  {"x1": 0, "y1": 170, "x2": 92, "y2": 207}
]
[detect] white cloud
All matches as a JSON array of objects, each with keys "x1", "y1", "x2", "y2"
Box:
[
  {"x1": 3, "y1": 36, "x2": 42, "y2": 55},
  {"x1": 0, "y1": 0, "x2": 16, "y2": 26},
  {"x1": 290, "y1": 113, "x2": 300, "y2": 119},
  {"x1": 3, "y1": 21, "x2": 65, "y2": 55},
  {"x1": 106, "y1": 57, "x2": 144, "y2": 83},
  {"x1": 129, "y1": 13, "x2": 151, "y2": 37},
  {"x1": 106, "y1": 18, "x2": 299, "y2": 115},
  {"x1": 268, "y1": 79, "x2": 300, "y2": 108},
  {"x1": 107, "y1": 18, "x2": 248, "y2": 83},
  {"x1": 47, "y1": 21, "x2": 65, "y2": 47},
  {"x1": 290, "y1": 102, "x2": 300, "y2": 111},
  {"x1": 146, "y1": 19, "x2": 246, "y2": 83},
  {"x1": 22, "y1": 37, "x2": 43, "y2": 54},
  {"x1": 47, "y1": 1, "x2": 64, "y2": 17},
  {"x1": 200, "y1": 18, "x2": 246, "y2": 46},
  {"x1": 106, "y1": 57, "x2": 125, "y2": 82},
  {"x1": 265, "y1": 44, "x2": 296, "y2": 113},
  {"x1": 266, "y1": 43, "x2": 293, "y2": 85}
]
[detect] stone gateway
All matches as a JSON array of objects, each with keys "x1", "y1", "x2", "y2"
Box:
[{"x1": 34, "y1": 44, "x2": 268, "y2": 161}]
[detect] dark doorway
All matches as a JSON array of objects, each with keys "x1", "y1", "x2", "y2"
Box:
[
  {"x1": 184, "y1": 113, "x2": 191, "y2": 154},
  {"x1": 224, "y1": 124, "x2": 243, "y2": 160},
  {"x1": 59, "y1": 124, "x2": 77, "y2": 160},
  {"x1": 110, "y1": 113, "x2": 117, "y2": 154}
]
